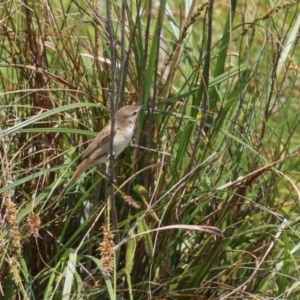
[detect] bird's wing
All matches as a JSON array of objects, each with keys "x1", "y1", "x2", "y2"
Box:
[{"x1": 77, "y1": 124, "x2": 117, "y2": 164}]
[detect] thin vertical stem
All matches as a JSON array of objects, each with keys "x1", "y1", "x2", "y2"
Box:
[
  {"x1": 105, "y1": 0, "x2": 120, "y2": 264},
  {"x1": 189, "y1": 0, "x2": 214, "y2": 166}
]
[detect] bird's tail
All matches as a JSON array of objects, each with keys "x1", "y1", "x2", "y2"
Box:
[{"x1": 58, "y1": 160, "x2": 90, "y2": 200}]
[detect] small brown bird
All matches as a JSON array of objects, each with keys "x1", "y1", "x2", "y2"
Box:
[{"x1": 59, "y1": 105, "x2": 143, "y2": 199}]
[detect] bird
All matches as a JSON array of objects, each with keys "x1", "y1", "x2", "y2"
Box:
[{"x1": 58, "y1": 105, "x2": 143, "y2": 199}]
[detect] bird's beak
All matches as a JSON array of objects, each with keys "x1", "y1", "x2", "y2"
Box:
[{"x1": 139, "y1": 105, "x2": 144, "y2": 110}]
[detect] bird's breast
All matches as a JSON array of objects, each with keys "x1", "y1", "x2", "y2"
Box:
[{"x1": 113, "y1": 125, "x2": 134, "y2": 156}]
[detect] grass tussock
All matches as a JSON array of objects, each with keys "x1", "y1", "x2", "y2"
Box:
[{"x1": 1, "y1": 0, "x2": 300, "y2": 299}]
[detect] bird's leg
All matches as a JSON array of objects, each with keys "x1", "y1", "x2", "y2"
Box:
[
  {"x1": 97, "y1": 166, "x2": 111, "y2": 179},
  {"x1": 105, "y1": 151, "x2": 117, "y2": 185},
  {"x1": 98, "y1": 166, "x2": 116, "y2": 185},
  {"x1": 98, "y1": 164, "x2": 117, "y2": 186},
  {"x1": 108, "y1": 151, "x2": 115, "y2": 161}
]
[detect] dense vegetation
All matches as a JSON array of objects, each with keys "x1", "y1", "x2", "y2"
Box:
[{"x1": 1, "y1": 0, "x2": 300, "y2": 299}]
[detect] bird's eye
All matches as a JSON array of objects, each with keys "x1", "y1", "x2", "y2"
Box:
[{"x1": 132, "y1": 111, "x2": 138, "y2": 116}]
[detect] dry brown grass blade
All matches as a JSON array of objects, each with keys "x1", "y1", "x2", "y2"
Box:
[{"x1": 114, "y1": 224, "x2": 224, "y2": 251}]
